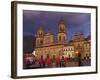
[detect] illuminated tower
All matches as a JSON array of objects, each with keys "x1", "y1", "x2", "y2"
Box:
[
  {"x1": 79, "y1": 32, "x2": 84, "y2": 41},
  {"x1": 74, "y1": 32, "x2": 79, "y2": 41},
  {"x1": 57, "y1": 18, "x2": 66, "y2": 44},
  {"x1": 35, "y1": 26, "x2": 44, "y2": 47}
]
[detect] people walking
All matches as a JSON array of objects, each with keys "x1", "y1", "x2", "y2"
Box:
[
  {"x1": 60, "y1": 56, "x2": 66, "y2": 67},
  {"x1": 40, "y1": 55, "x2": 45, "y2": 68},
  {"x1": 45, "y1": 54, "x2": 51, "y2": 68}
]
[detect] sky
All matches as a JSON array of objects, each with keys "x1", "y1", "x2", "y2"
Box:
[{"x1": 23, "y1": 10, "x2": 91, "y2": 42}]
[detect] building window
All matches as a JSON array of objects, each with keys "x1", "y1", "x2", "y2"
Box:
[
  {"x1": 40, "y1": 40, "x2": 43, "y2": 45},
  {"x1": 59, "y1": 36, "x2": 61, "y2": 41}
]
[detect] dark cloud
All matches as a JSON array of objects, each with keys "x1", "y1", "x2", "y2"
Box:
[{"x1": 23, "y1": 10, "x2": 90, "y2": 41}]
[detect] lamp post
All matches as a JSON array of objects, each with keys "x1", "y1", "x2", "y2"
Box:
[{"x1": 78, "y1": 52, "x2": 81, "y2": 66}]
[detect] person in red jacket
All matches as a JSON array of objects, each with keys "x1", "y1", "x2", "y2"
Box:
[
  {"x1": 55, "y1": 55, "x2": 60, "y2": 67},
  {"x1": 64, "y1": 56, "x2": 68, "y2": 63},
  {"x1": 45, "y1": 54, "x2": 51, "y2": 68},
  {"x1": 35, "y1": 57, "x2": 40, "y2": 65}
]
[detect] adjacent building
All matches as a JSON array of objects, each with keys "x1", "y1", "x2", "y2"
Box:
[{"x1": 63, "y1": 45, "x2": 74, "y2": 58}]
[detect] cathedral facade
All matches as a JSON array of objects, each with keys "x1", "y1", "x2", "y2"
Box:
[
  {"x1": 34, "y1": 19, "x2": 91, "y2": 59},
  {"x1": 34, "y1": 19, "x2": 66, "y2": 58}
]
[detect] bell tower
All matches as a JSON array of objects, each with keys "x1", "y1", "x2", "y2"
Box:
[
  {"x1": 79, "y1": 32, "x2": 84, "y2": 41},
  {"x1": 58, "y1": 19, "x2": 66, "y2": 32},
  {"x1": 35, "y1": 26, "x2": 44, "y2": 47},
  {"x1": 57, "y1": 18, "x2": 66, "y2": 43}
]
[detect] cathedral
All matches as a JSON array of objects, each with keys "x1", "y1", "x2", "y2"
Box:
[{"x1": 34, "y1": 18, "x2": 91, "y2": 59}]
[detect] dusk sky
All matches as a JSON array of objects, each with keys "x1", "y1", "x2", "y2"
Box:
[{"x1": 23, "y1": 10, "x2": 91, "y2": 42}]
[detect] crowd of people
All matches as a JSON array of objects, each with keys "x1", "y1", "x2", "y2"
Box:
[
  {"x1": 23, "y1": 53, "x2": 91, "y2": 69},
  {"x1": 24, "y1": 54, "x2": 70, "y2": 68}
]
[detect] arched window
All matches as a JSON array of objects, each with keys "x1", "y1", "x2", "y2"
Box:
[
  {"x1": 59, "y1": 36, "x2": 61, "y2": 41},
  {"x1": 40, "y1": 40, "x2": 43, "y2": 45}
]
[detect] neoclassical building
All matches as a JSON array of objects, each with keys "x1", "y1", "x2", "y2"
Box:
[
  {"x1": 63, "y1": 32, "x2": 91, "y2": 59},
  {"x1": 33, "y1": 18, "x2": 91, "y2": 59},
  {"x1": 34, "y1": 19, "x2": 67, "y2": 58}
]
